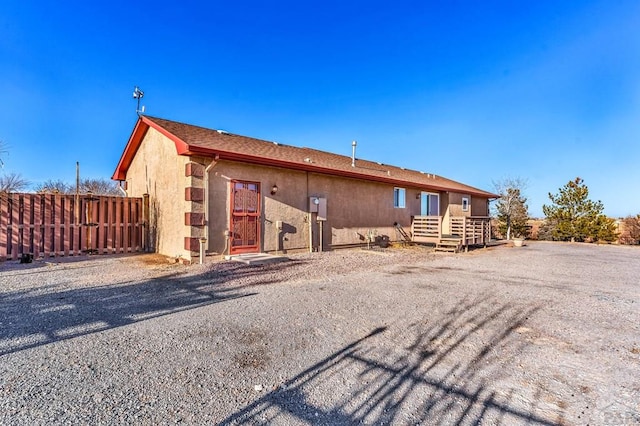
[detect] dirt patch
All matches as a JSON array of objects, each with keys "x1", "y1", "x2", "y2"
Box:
[{"x1": 233, "y1": 348, "x2": 270, "y2": 369}]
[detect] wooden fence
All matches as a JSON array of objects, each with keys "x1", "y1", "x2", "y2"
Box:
[{"x1": 0, "y1": 193, "x2": 148, "y2": 261}]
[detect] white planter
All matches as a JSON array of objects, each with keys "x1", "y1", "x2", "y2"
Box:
[{"x1": 513, "y1": 238, "x2": 524, "y2": 247}]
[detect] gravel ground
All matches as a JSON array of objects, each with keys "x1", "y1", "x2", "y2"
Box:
[{"x1": 1, "y1": 242, "x2": 639, "y2": 425}]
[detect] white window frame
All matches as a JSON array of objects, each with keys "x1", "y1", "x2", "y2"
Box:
[
  {"x1": 462, "y1": 196, "x2": 470, "y2": 212},
  {"x1": 394, "y1": 187, "x2": 406, "y2": 208}
]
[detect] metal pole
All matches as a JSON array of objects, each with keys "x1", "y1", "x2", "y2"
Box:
[
  {"x1": 75, "y1": 162, "x2": 80, "y2": 226},
  {"x1": 309, "y1": 213, "x2": 313, "y2": 253},
  {"x1": 199, "y1": 237, "x2": 206, "y2": 264}
]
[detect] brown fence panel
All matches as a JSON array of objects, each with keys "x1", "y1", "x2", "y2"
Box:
[
  {"x1": 124, "y1": 198, "x2": 131, "y2": 253},
  {"x1": 71, "y1": 196, "x2": 81, "y2": 255},
  {"x1": 0, "y1": 195, "x2": 8, "y2": 257},
  {"x1": 63, "y1": 196, "x2": 71, "y2": 256},
  {"x1": 11, "y1": 195, "x2": 19, "y2": 257},
  {"x1": 0, "y1": 193, "x2": 146, "y2": 261},
  {"x1": 21, "y1": 194, "x2": 31, "y2": 256},
  {"x1": 54, "y1": 195, "x2": 62, "y2": 255}
]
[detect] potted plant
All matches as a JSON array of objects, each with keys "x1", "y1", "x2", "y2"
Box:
[{"x1": 512, "y1": 233, "x2": 525, "y2": 247}]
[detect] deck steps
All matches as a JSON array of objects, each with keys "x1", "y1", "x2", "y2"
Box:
[{"x1": 434, "y1": 238, "x2": 462, "y2": 253}]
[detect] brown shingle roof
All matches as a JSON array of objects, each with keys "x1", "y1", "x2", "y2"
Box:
[{"x1": 113, "y1": 115, "x2": 497, "y2": 198}]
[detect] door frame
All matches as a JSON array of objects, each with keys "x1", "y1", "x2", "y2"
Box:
[
  {"x1": 229, "y1": 180, "x2": 261, "y2": 254},
  {"x1": 420, "y1": 191, "x2": 440, "y2": 216}
]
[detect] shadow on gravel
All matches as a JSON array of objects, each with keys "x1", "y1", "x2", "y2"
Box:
[
  {"x1": 0, "y1": 260, "x2": 305, "y2": 356},
  {"x1": 221, "y1": 296, "x2": 566, "y2": 425}
]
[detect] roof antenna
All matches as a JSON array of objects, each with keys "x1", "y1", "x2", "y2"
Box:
[
  {"x1": 133, "y1": 86, "x2": 145, "y2": 115},
  {"x1": 351, "y1": 140, "x2": 357, "y2": 167}
]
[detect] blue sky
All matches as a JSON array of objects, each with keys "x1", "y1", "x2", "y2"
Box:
[{"x1": 1, "y1": 1, "x2": 639, "y2": 217}]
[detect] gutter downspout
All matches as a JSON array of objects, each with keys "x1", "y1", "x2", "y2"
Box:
[
  {"x1": 307, "y1": 171, "x2": 313, "y2": 253},
  {"x1": 204, "y1": 158, "x2": 217, "y2": 252},
  {"x1": 117, "y1": 182, "x2": 127, "y2": 197}
]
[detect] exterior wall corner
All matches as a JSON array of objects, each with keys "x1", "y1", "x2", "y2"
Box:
[
  {"x1": 185, "y1": 162, "x2": 205, "y2": 177},
  {"x1": 185, "y1": 187, "x2": 205, "y2": 202}
]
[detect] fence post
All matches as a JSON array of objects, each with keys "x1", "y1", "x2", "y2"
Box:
[
  {"x1": 142, "y1": 193, "x2": 150, "y2": 252},
  {"x1": 0, "y1": 194, "x2": 8, "y2": 260}
]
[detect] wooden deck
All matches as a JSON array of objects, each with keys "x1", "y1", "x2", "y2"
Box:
[{"x1": 411, "y1": 216, "x2": 491, "y2": 253}]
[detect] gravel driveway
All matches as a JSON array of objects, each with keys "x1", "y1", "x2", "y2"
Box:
[{"x1": 1, "y1": 242, "x2": 639, "y2": 425}]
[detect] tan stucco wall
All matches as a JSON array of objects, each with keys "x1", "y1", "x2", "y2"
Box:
[
  {"x1": 442, "y1": 192, "x2": 470, "y2": 234},
  {"x1": 124, "y1": 128, "x2": 192, "y2": 260},
  {"x1": 471, "y1": 197, "x2": 489, "y2": 216},
  {"x1": 207, "y1": 160, "x2": 425, "y2": 254},
  {"x1": 447, "y1": 193, "x2": 471, "y2": 217},
  {"x1": 446, "y1": 193, "x2": 490, "y2": 218},
  {"x1": 123, "y1": 134, "x2": 492, "y2": 258}
]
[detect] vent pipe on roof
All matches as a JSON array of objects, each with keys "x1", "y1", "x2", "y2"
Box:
[{"x1": 351, "y1": 140, "x2": 357, "y2": 167}]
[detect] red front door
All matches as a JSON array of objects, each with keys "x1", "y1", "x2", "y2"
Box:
[{"x1": 230, "y1": 181, "x2": 261, "y2": 254}]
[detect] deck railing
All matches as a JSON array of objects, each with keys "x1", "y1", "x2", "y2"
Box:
[
  {"x1": 450, "y1": 216, "x2": 491, "y2": 246},
  {"x1": 411, "y1": 215, "x2": 491, "y2": 247},
  {"x1": 411, "y1": 216, "x2": 441, "y2": 243}
]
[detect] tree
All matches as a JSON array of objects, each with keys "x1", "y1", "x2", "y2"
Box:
[
  {"x1": 542, "y1": 177, "x2": 617, "y2": 243},
  {"x1": 35, "y1": 178, "x2": 122, "y2": 196},
  {"x1": 0, "y1": 140, "x2": 7, "y2": 168},
  {"x1": 0, "y1": 172, "x2": 30, "y2": 193},
  {"x1": 34, "y1": 179, "x2": 73, "y2": 194},
  {"x1": 619, "y1": 215, "x2": 640, "y2": 245},
  {"x1": 80, "y1": 178, "x2": 121, "y2": 196},
  {"x1": 493, "y1": 177, "x2": 529, "y2": 240},
  {"x1": 0, "y1": 141, "x2": 29, "y2": 194},
  {"x1": 592, "y1": 214, "x2": 618, "y2": 243},
  {"x1": 536, "y1": 219, "x2": 557, "y2": 241}
]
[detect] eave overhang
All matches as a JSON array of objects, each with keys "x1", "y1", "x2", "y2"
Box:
[{"x1": 112, "y1": 116, "x2": 499, "y2": 199}]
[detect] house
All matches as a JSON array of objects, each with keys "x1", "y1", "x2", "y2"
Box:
[{"x1": 112, "y1": 116, "x2": 498, "y2": 262}]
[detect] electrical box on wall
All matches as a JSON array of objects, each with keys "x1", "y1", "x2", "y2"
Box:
[
  {"x1": 317, "y1": 198, "x2": 327, "y2": 221},
  {"x1": 309, "y1": 197, "x2": 327, "y2": 220},
  {"x1": 309, "y1": 197, "x2": 319, "y2": 213}
]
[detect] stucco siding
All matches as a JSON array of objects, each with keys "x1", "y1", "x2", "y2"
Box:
[
  {"x1": 471, "y1": 197, "x2": 489, "y2": 216},
  {"x1": 442, "y1": 192, "x2": 469, "y2": 234},
  {"x1": 307, "y1": 173, "x2": 418, "y2": 248},
  {"x1": 446, "y1": 193, "x2": 469, "y2": 217},
  {"x1": 207, "y1": 161, "x2": 425, "y2": 254},
  {"x1": 124, "y1": 140, "x2": 492, "y2": 258},
  {"x1": 124, "y1": 128, "x2": 191, "y2": 259}
]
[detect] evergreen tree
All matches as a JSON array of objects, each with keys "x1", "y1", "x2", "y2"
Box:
[
  {"x1": 542, "y1": 177, "x2": 616, "y2": 242},
  {"x1": 592, "y1": 214, "x2": 618, "y2": 243}
]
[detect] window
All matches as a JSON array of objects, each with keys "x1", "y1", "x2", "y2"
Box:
[
  {"x1": 394, "y1": 188, "x2": 406, "y2": 208},
  {"x1": 462, "y1": 196, "x2": 469, "y2": 212}
]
